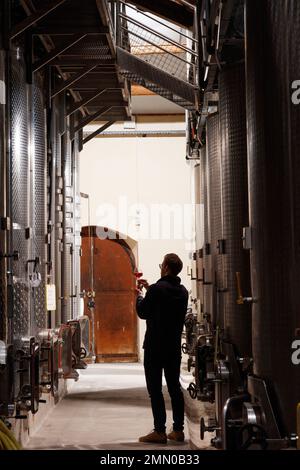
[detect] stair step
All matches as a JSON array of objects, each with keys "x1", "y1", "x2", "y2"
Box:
[
  {"x1": 121, "y1": 71, "x2": 194, "y2": 110},
  {"x1": 117, "y1": 47, "x2": 197, "y2": 111}
]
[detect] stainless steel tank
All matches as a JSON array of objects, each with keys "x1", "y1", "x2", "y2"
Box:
[
  {"x1": 10, "y1": 48, "x2": 30, "y2": 346},
  {"x1": 52, "y1": 96, "x2": 63, "y2": 327},
  {"x1": 62, "y1": 128, "x2": 73, "y2": 324},
  {"x1": 202, "y1": 144, "x2": 213, "y2": 325},
  {"x1": 194, "y1": 161, "x2": 204, "y2": 308},
  {"x1": 206, "y1": 114, "x2": 223, "y2": 329},
  {"x1": 72, "y1": 133, "x2": 82, "y2": 320},
  {"x1": 219, "y1": 64, "x2": 252, "y2": 358},
  {"x1": 246, "y1": 0, "x2": 300, "y2": 436},
  {"x1": 200, "y1": 147, "x2": 212, "y2": 324},
  {"x1": 31, "y1": 73, "x2": 47, "y2": 335}
]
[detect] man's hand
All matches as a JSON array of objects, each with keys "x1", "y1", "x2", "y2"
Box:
[
  {"x1": 137, "y1": 279, "x2": 149, "y2": 291},
  {"x1": 135, "y1": 279, "x2": 149, "y2": 296},
  {"x1": 135, "y1": 285, "x2": 143, "y2": 296}
]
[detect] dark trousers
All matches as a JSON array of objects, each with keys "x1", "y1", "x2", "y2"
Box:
[{"x1": 144, "y1": 349, "x2": 184, "y2": 433}]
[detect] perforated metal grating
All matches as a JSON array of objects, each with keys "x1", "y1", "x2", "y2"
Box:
[
  {"x1": 122, "y1": 22, "x2": 189, "y2": 82},
  {"x1": 63, "y1": 38, "x2": 111, "y2": 60}
]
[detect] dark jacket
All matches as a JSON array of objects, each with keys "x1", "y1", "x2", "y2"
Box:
[{"x1": 136, "y1": 275, "x2": 188, "y2": 356}]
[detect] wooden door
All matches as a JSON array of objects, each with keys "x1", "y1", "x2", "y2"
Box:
[{"x1": 81, "y1": 228, "x2": 138, "y2": 362}]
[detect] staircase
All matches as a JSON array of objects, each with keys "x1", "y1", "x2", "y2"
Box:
[{"x1": 115, "y1": 1, "x2": 199, "y2": 111}]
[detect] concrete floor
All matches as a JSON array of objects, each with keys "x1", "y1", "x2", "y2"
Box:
[{"x1": 26, "y1": 363, "x2": 213, "y2": 450}]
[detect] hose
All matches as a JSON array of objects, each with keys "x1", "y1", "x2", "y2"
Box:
[{"x1": 0, "y1": 419, "x2": 22, "y2": 450}]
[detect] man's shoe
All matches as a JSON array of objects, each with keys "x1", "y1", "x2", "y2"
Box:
[
  {"x1": 139, "y1": 430, "x2": 167, "y2": 444},
  {"x1": 167, "y1": 430, "x2": 185, "y2": 442}
]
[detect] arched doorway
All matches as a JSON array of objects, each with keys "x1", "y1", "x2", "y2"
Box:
[{"x1": 81, "y1": 227, "x2": 138, "y2": 363}]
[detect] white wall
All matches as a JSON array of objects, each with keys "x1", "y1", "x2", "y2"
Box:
[{"x1": 80, "y1": 123, "x2": 193, "y2": 359}]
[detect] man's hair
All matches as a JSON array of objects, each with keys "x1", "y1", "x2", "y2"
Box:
[{"x1": 164, "y1": 253, "x2": 183, "y2": 276}]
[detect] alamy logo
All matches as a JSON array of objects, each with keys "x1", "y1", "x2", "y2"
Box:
[
  {"x1": 291, "y1": 80, "x2": 300, "y2": 105},
  {"x1": 291, "y1": 339, "x2": 300, "y2": 365}
]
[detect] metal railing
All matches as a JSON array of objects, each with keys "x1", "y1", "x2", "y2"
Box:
[{"x1": 116, "y1": 0, "x2": 198, "y2": 86}]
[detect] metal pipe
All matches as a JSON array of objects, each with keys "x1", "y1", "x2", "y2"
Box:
[
  {"x1": 208, "y1": 0, "x2": 220, "y2": 51},
  {"x1": 88, "y1": 214, "x2": 95, "y2": 362},
  {"x1": 0, "y1": 49, "x2": 8, "y2": 344},
  {"x1": 195, "y1": 0, "x2": 204, "y2": 88},
  {"x1": 4, "y1": 0, "x2": 13, "y2": 345},
  {"x1": 116, "y1": 0, "x2": 121, "y2": 47},
  {"x1": 175, "y1": 0, "x2": 196, "y2": 11},
  {"x1": 49, "y1": 100, "x2": 57, "y2": 329},
  {"x1": 215, "y1": 0, "x2": 222, "y2": 52},
  {"x1": 83, "y1": 129, "x2": 186, "y2": 138},
  {"x1": 80, "y1": 192, "x2": 95, "y2": 361},
  {"x1": 214, "y1": 0, "x2": 223, "y2": 70},
  {"x1": 200, "y1": 19, "x2": 209, "y2": 83}
]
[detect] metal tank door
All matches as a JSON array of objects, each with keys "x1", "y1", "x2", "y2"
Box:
[{"x1": 81, "y1": 231, "x2": 138, "y2": 363}]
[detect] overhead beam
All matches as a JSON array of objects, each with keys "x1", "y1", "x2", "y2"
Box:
[
  {"x1": 67, "y1": 88, "x2": 122, "y2": 116},
  {"x1": 83, "y1": 121, "x2": 115, "y2": 145},
  {"x1": 125, "y1": 0, "x2": 194, "y2": 29},
  {"x1": 51, "y1": 64, "x2": 99, "y2": 98},
  {"x1": 32, "y1": 34, "x2": 86, "y2": 72},
  {"x1": 10, "y1": 0, "x2": 67, "y2": 40},
  {"x1": 74, "y1": 106, "x2": 113, "y2": 132}
]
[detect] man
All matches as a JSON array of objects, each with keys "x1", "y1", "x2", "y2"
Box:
[{"x1": 136, "y1": 253, "x2": 189, "y2": 444}]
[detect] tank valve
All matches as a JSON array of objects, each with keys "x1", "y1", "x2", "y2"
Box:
[
  {"x1": 236, "y1": 272, "x2": 253, "y2": 304},
  {"x1": 200, "y1": 417, "x2": 219, "y2": 440},
  {"x1": 0, "y1": 250, "x2": 19, "y2": 261},
  {"x1": 187, "y1": 382, "x2": 198, "y2": 399}
]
